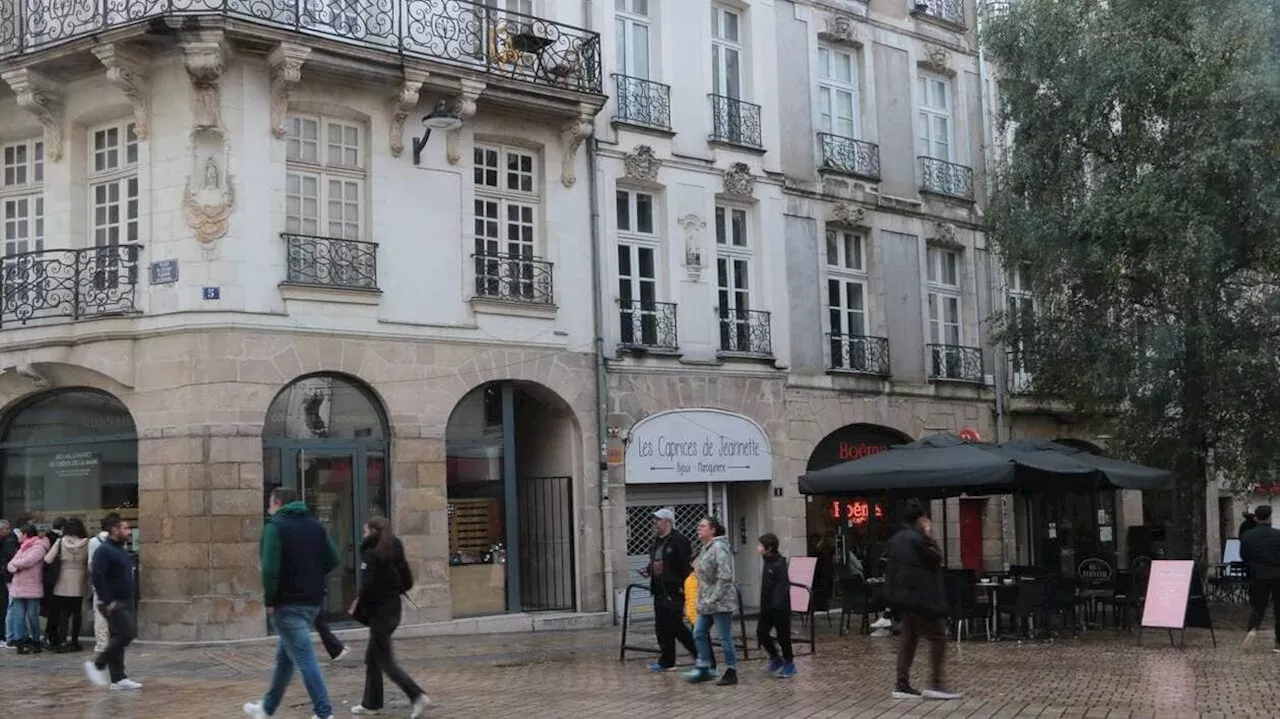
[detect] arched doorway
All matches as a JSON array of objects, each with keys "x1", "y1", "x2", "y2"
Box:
[
  {"x1": 445, "y1": 381, "x2": 578, "y2": 617},
  {"x1": 262, "y1": 374, "x2": 389, "y2": 621}
]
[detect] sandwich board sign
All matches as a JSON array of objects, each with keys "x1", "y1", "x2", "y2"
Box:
[{"x1": 1138, "y1": 560, "x2": 1216, "y2": 649}]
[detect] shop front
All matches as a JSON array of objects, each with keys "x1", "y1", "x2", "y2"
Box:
[{"x1": 1024, "y1": 440, "x2": 1120, "y2": 580}]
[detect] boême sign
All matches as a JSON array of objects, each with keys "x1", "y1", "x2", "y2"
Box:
[{"x1": 624, "y1": 409, "x2": 772, "y2": 484}]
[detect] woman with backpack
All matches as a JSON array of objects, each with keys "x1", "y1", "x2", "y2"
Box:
[
  {"x1": 347, "y1": 516, "x2": 431, "y2": 718},
  {"x1": 45, "y1": 517, "x2": 90, "y2": 652}
]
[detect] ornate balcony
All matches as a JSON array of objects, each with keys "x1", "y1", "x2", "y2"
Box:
[
  {"x1": 919, "y1": 156, "x2": 975, "y2": 200},
  {"x1": 0, "y1": 0, "x2": 603, "y2": 94},
  {"x1": 912, "y1": 0, "x2": 966, "y2": 26},
  {"x1": 619, "y1": 300, "x2": 677, "y2": 351},
  {"x1": 612, "y1": 74, "x2": 671, "y2": 132},
  {"x1": 827, "y1": 334, "x2": 891, "y2": 376},
  {"x1": 0, "y1": 245, "x2": 141, "y2": 327},
  {"x1": 818, "y1": 133, "x2": 881, "y2": 181},
  {"x1": 928, "y1": 343, "x2": 985, "y2": 383},
  {"x1": 718, "y1": 307, "x2": 771, "y2": 356},
  {"x1": 282, "y1": 233, "x2": 378, "y2": 290},
  {"x1": 709, "y1": 94, "x2": 763, "y2": 149},
  {"x1": 1006, "y1": 351, "x2": 1034, "y2": 395},
  {"x1": 473, "y1": 252, "x2": 554, "y2": 305}
]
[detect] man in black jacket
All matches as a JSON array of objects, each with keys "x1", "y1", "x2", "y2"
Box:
[
  {"x1": 1241, "y1": 505, "x2": 1280, "y2": 650},
  {"x1": 756, "y1": 533, "x2": 795, "y2": 677},
  {"x1": 83, "y1": 515, "x2": 139, "y2": 690},
  {"x1": 641, "y1": 508, "x2": 698, "y2": 671},
  {"x1": 885, "y1": 500, "x2": 960, "y2": 701}
]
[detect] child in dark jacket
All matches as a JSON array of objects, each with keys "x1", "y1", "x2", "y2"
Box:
[{"x1": 756, "y1": 533, "x2": 795, "y2": 677}]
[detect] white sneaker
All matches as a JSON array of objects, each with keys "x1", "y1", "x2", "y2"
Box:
[
  {"x1": 110, "y1": 678, "x2": 142, "y2": 691},
  {"x1": 410, "y1": 695, "x2": 432, "y2": 719},
  {"x1": 870, "y1": 628, "x2": 892, "y2": 638},
  {"x1": 923, "y1": 688, "x2": 963, "y2": 700},
  {"x1": 871, "y1": 617, "x2": 892, "y2": 630},
  {"x1": 350, "y1": 708, "x2": 380, "y2": 715},
  {"x1": 243, "y1": 702, "x2": 269, "y2": 719},
  {"x1": 311, "y1": 715, "x2": 335, "y2": 719},
  {"x1": 83, "y1": 660, "x2": 109, "y2": 687},
  {"x1": 332, "y1": 646, "x2": 351, "y2": 663}
]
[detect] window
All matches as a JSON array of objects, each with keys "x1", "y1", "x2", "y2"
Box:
[
  {"x1": 818, "y1": 46, "x2": 858, "y2": 138},
  {"x1": 827, "y1": 229, "x2": 875, "y2": 371},
  {"x1": 615, "y1": 0, "x2": 651, "y2": 79},
  {"x1": 711, "y1": 5, "x2": 742, "y2": 99},
  {"x1": 926, "y1": 246, "x2": 961, "y2": 346},
  {"x1": 474, "y1": 144, "x2": 544, "y2": 302},
  {"x1": 716, "y1": 205, "x2": 754, "y2": 352},
  {"x1": 616, "y1": 189, "x2": 663, "y2": 347},
  {"x1": 286, "y1": 114, "x2": 365, "y2": 241},
  {"x1": 917, "y1": 73, "x2": 952, "y2": 161},
  {"x1": 2, "y1": 138, "x2": 44, "y2": 258},
  {"x1": 88, "y1": 122, "x2": 139, "y2": 248},
  {"x1": 1007, "y1": 263, "x2": 1035, "y2": 389}
]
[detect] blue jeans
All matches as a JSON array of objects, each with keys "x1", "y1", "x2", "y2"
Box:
[
  {"x1": 262, "y1": 605, "x2": 332, "y2": 718},
  {"x1": 9, "y1": 597, "x2": 39, "y2": 642},
  {"x1": 693, "y1": 612, "x2": 737, "y2": 670},
  {"x1": 5, "y1": 592, "x2": 20, "y2": 642}
]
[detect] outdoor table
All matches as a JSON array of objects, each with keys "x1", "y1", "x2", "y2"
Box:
[{"x1": 976, "y1": 579, "x2": 1006, "y2": 641}]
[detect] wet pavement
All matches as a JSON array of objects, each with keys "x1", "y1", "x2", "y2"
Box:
[{"x1": 1, "y1": 613, "x2": 1277, "y2": 718}]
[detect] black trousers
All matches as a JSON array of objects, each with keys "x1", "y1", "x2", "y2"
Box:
[
  {"x1": 362, "y1": 604, "x2": 426, "y2": 710},
  {"x1": 314, "y1": 612, "x2": 345, "y2": 659},
  {"x1": 653, "y1": 597, "x2": 697, "y2": 668},
  {"x1": 756, "y1": 609, "x2": 794, "y2": 662},
  {"x1": 1248, "y1": 578, "x2": 1280, "y2": 637},
  {"x1": 94, "y1": 605, "x2": 136, "y2": 683},
  {"x1": 0, "y1": 581, "x2": 8, "y2": 642},
  {"x1": 50, "y1": 595, "x2": 84, "y2": 646}
]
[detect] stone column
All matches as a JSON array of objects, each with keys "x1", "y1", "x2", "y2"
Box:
[{"x1": 392, "y1": 435, "x2": 451, "y2": 623}]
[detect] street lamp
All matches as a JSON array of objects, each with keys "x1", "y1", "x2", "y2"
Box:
[{"x1": 412, "y1": 100, "x2": 463, "y2": 166}]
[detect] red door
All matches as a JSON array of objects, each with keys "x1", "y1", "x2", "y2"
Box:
[{"x1": 960, "y1": 499, "x2": 984, "y2": 571}]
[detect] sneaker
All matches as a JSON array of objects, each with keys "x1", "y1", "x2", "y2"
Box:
[
  {"x1": 778, "y1": 662, "x2": 796, "y2": 679},
  {"x1": 870, "y1": 628, "x2": 892, "y2": 638},
  {"x1": 923, "y1": 688, "x2": 963, "y2": 700},
  {"x1": 110, "y1": 678, "x2": 142, "y2": 691},
  {"x1": 683, "y1": 666, "x2": 714, "y2": 683},
  {"x1": 311, "y1": 715, "x2": 335, "y2": 719},
  {"x1": 893, "y1": 685, "x2": 924, "y2": 700},
  {"x1": 648, "y1": 661, "x2": 675, "y2": 672},
  {"x1": 871, "y1": 617, "x2": 893, "y2": 630},
  {"x1": 69, "y1": 642, "x2": 84, "y2": 653},
  {"x1": 765, "y1": 657, "x2": 783, "y2": 674},
  {"x1": 410, "y1": 695, "x2": 432, "y2": 719},
  {"x1": 243, "y1": 703, "x2": 268, "y2": 719},
  {"x1": 332, "y1": 646, "x2": 351, "y2": 663},
  {"x1": 350, "y1": 708, "x2": 380, "y2": 715},
  {"x1": 1244, "y1": 628, "x2": 1258, "y2": 649},
  {"x1": 84, "y1": 660, "x2": 109, "y2": 687},
  {"x1": 716, "y1": 668, "x2": 738, "y2": 686}
]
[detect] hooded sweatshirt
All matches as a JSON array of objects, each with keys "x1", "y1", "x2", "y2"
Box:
[
  {"x1": 260, "y1": 501, "x2": 340, "y2": 607},
  {"x1": 693, "y1": 535, "x2": 738, "y2": 616},
  {"x1": 46, "y1": 535, "x2": 91, "y2": 597}
]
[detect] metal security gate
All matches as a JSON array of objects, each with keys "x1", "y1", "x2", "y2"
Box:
[
  {"x1": 621, "y1": 484, "x2": 726, "y2": 623},
  {"x1": 517, "y1": 475, "x2": 575, "y2": 611}
]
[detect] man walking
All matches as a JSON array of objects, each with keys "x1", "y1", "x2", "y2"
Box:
[
  {"x1": 87, "y1": 514, "x2": 118, "y2": 654},
  {"x1": 83, "y1": 515, "x2": 139, "y2": 690},
  {"x1": 244, "y1": 488, "x2": 340, "y2": 719},
  {"x1": 641, "y1": 508, "x2": 698, "y2": 672},
  {"x1": 1241, "y1": 505, "x2": 1280, "y2": 650},
  {"x1": 885, "y1": 500, "x2": 960, "y2": 701}
]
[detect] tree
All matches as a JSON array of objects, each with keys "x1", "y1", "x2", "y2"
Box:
[{"x1": 983, "y1": 0, "x2": 1280, "y2": 562}]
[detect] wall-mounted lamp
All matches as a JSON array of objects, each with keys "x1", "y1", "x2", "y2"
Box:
[{"x1": 412, "y1": 100, "x2": 463, "y2": 166}]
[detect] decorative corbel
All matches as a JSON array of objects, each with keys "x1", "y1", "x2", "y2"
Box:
[
  {"x1": 922, "y1": 43, "x2": 953, "y2": 75},
  {"x1": 446, "y1": 79, "x2": 485, "y2": 165},
  {"x1": 559, "y1": 103, "x2": 594, "y2": 188},
  {"x1": 0, "y1": 69, "x2": 64, "y2": 162},
  {"x1": 817, "y1": 15, "x2": 862, "y2": 46},
  {"x1": 181, "y1": 32, "x2": 229, "y2": 130},
  {"x1": 931, "y1": 222, "x2": 963, "y2": 250},
  {"x1": 91, "y1": 45, "x2": 151, "y2": 139},
  {"x1": 389, "y1": 68, "x2": 430, "y2": 158},
  {"x1": 267, "y1": 43, "x2": 310, "y2": 139}
]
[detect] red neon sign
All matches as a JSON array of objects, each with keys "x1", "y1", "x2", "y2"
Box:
[
  {"x1": 838, "y1": 442, "x2": 887, "y2": 461},
  {"x1": 829, "y1": 500, "x2": 885, "y2": 525}
]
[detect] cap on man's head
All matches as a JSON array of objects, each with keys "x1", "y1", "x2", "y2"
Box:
[
  {"x1": 653, "y1": 508, "x2": 676, "y2": 523},
  {"x1": 1256, "y1": 505, "x2": 1273, "y2": 522}
]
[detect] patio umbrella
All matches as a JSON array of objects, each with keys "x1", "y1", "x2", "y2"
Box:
[{"x1": 998, "y1": 438, "x2": 1173, "y2": 491}]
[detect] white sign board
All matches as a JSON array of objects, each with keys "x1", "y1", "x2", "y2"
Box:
[
  {"x1": 1223, "y1": 538, "x2": 1241, "y2": 564},
  {"x1": 625, "y1": 409, "x2": 772, "y2": 484}
]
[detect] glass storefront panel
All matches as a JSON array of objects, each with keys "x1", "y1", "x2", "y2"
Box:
[{"x1": 446, "y1": 384, "x2": 509, "y2": 617}]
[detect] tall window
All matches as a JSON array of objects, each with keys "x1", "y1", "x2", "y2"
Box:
[
  {"x1": 716, "y1": 204, "x2": 751, "y2": 350},
  {"x1": 286, "y1": 114, "x2": 365, "y2": 240},
  {"x1": 826, "y1": 229, "x2": 872, "y2": 371},
  {"x1": 1007, "y1": 263, "x2": 1035, "y2": 386},
  {"x1": 474, "y1": 144, "x2": 541, "y2": 300},
  {"x1": 818, "y1": 46, "x2": 858, "y2": 138},
  {"x1": 711, "y1": 5, "x2": 742, "y2": 99},
  {"x1": 2, "y1": 138, "x2": 44, "y2": 258},
  {"x1": 926, "y1": 246, "x2": 961, "y2": 346},
  {"x1": 88, "y1": 122, "x2": 139, "y2": 248},
  {"x1": 917, "y1": 73, "x2": 952, "y2": 161},
  {"x1": 616, "y1": 189, "x2": 660, "y2": 346},
  {"x1": 615, "y1": 0, "x2": 651, "y2": 79}
]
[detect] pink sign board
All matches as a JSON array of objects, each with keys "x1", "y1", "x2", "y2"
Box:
[
  {"x1": 788, "y1": 557, "x2": 817, "y2": 613},
  {"x1": 1140, "y1": 560, "x2": 1195, "y2": 629}
]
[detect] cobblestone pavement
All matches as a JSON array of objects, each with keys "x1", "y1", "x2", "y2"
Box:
[{"x1": 1, "y1": 614, "x2": 1276, "y2": 718}]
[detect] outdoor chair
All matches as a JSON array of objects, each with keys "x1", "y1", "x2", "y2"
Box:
[
  {"x1": 945, "y1": 572, "x2": 991, "y2": 643},
  {"x1": 1098, "y1": 570, "x2": 1140, "y2": 632},
  {"x1": 838, "y1": 575, "x2": 873, "y2": 636},
  {"x1": 997, "y1": 579, "x2": 1050, "y2": 640},
  {"x1": 1045, "y1": 576, "x2": 1084, "y2": 637}
]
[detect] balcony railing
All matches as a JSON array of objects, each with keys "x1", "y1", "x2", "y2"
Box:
[
  {"x1": 828, "y1": 334, "x2": 891, "y2": 376},
  {"x1": 0, "y1": 0, "x2": 603, "y2": 94},
  {"x1": 912, "y1": 0, "x2": 966, "y2": 26},
  {"x1": 928, "y1": 343, "x2": 985, "y2": 383},
  {"x1": 709, "y1": 94, "x2": 763, "y2": 149},
  {"x1": 1007, "y1": 351, "x2": 1034, "y2": 395},
  {"x1": 612, "y1": 74, "x2": 671, "y2": 131},
  {"x1": 0, "y1": 245, "x2": 141, "y2": 327},
  {"x1": 473, "y1": 252, "x2": 554, "y2": 305},
  {"x1": 919, "y1": 156, "x2": 975, "y2": 200},
  {"x1": 619, "y1": 300, "x2": 677, "y2": 351},
  {"x1": 818, "y1": 133, "x2": 881, "y2": 181},
  {"x1": 282, "y1": 233, "x2": 378, "y2": 290},
  {"x1": 718, "y1": 307, "x2": 772, "y2": 356}
]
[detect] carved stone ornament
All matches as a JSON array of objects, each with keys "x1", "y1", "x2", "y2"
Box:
[
  {"x1": 818, "y1": 15, "x2": 861, "y2": 46},
  {"x1": 678, "y1": 214, "x2": 707, "y2": 282},
  {"x1": 560, "y1": 103, "x2": 594, "y2": 188},
  {"x1": 389, "y1": 68, "x2": 430, "y2": 158},
  {"x1": 267, "y1": 42, "x2": 310, "y2": 139},
  {"x1": 92, "y1": 45, "x2": 151, "y2": 140},
  {"x1": 623, "y1": 145, "x2": 660, "y2": 182},
  {"x1": 181, "y1": 33, "x2": 229, "y2": 131},
  {"x1": 932, "y1": 222, "x2": 963, "y2": 249},
  {"x1": 830, "y1": 201, "x2": 866, "y2": 227},
  {"x1": 722, "y1": 162, "x2": 755, "y2": 199},
  {"x1": 447, "y1": 79, "x2": 486, "y2": 165},
  {"x1": 183, "y1": 129, "x2": 236, "y2": 244},
  {"x1": 923, "y1": 44, "x2": 952, "y2": 74},
  {"x1": 0, "y1": 69, "x2": 64, "y2": 162}
]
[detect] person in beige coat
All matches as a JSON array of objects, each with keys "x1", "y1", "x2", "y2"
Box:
[{"x1": 45, "y1": 518, "x2": 90, "y2": 652}]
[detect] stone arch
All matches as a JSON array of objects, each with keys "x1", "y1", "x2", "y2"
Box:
[{"x1": 805, "y1": 422, "x2": 912, "y2": 472}]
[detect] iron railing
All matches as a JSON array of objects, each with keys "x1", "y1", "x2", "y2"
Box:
[
  {"x1": 612, "y1": 74, "x2": 671, "y2": 131},
  {"x1": 827, "y1": 333, "x2": 891, "y2": 376},
  {"x1": 927, "y1": 343, "x2": 985, "y2": 383},
  {"x1": 1007, "y1": 351, "x2": 1034, "y2": 395},
  {"x1": 718, "y1": 307, "x2": 772, "y2": 356},
  {"x1": 619, "y1": 299, "x2": 677, "y2": 351},
  {"x1": 516, "y1": 475, "x2": 574, "y2": 612},
  {"x1": 473, "y1": 252, "x2": 554, "y2": 305},
  {"x1": 919, "y1": 156, "x2": 975, "y2": 200},
  {"x1": 0, "y1": 0, "x2": 603, "y2": 93},
  {"x1": 912, "y1": 0, "x2": 966, "y2": 26},
  {"x1": 709, "y1": 94, "x2": 763, "y2": 149},
  {"x1": 282, "y1": 233, "x2": 378, "y2": 290},
  {"x1": 0, "y1": 244, "x2": 141, "y2": 327},
  {"x1": 818, "y1": 133, "x2": 881, "y2": 181}
]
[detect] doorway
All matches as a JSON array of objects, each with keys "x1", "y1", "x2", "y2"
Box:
[{"x1": 959, "y1": 499, "x2": 984, "y2": 571}]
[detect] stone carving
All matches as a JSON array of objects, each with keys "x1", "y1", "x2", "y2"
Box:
[
  {"x1": 623, "y1": 145, "x2": 659, "y2": 182},
  {"x1": 181, "y1": 33, "x2": 234, "y2": 244},
  {"x1": 0, "y1": 69, "x2": 64, "y2": 161},
  {"x1": 182, "y1": 33, "x2": 228, "y2": 130},
  {"x1": 389, "y1": 68, "x2": 430, "y2": 158},
  {"x1": 818, "y1": 15, "x2": 861, "y2": 45},
  {"x1": 447, "y1": 79, "x2": 486, "y2": 165},
  {"x1": 560, "y1": 103, "x2": 594, "y2": 188},
  {"x1": 923, "y1": 44, "x2": 952, "y2": 74},
  {"x1": 183, "y1": 138, "x2": 236, "y2": 244},
  {"x1": 267, "y1": 43, "x2": 310, "y2": 139},
  {"x1": 722, "y1": 162, "x2": 755, "y2": 199},
  {"x1": 678, "y1": 214, "x2": 707, "y2": 282},
  {"x1": 932, "y1": 222, "x2": 962, "y2": 249},
  {"x1": 830, "y1": 201, "x2": 866, "y2": 226},
  {"x1": 92, "y1": 45, "x2": 151, "y2": 140}
]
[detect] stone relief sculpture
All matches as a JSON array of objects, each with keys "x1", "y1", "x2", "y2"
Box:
[
  {"x1": 181, "y1": 34, "x2": 235, "y2": 244},
  {"x1": 722, "y1": 162, "x2": 755, "y2": 199},
  {"x1": 623, "y1": 145, "x2": 660, "y2": 182},
  {"x1": 268, "y1": 43, "x2": 310, "y2": 139},
  {"x1": 389, "y1": 69, "x2": 429, "y2": 158},
  {"x1": 923, "y1": 44, "x2": 953, "y2": 74},
  {"x1": 447, "y1": 79, "x2": 486, "y2": 165},
  {"x1": 830, "y1": 201, "x2": 867, "y2": 227},
  {"x1": 0, "y1": 69, "x2": 64, "y2": 161},
  {"x1": 560, "y1": 103, "x2": 594, "y2": 188},
  {"x1": 678, "y1": 214, "x2": 707, "y2": 282},
  {"x1": 818, "y1": 15, "x2": 861, "y2": 46}
]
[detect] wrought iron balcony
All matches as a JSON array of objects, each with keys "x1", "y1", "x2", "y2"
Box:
[
  {"x1": 818, "y1": 133, "x2": 881, "y2": 181},
  {"x1": 919, "y1": 156, "x2": 975, "y2": 200},
  {"x1": 619, "y1": 300, "x2": 677, "y2": 351},
  {"x1": 0, "y1": 245, "x2": 141, "y2": 327},
  {"x1": 282, "y1": 233, "x2": 378, "y2": 290},
  {"x1": 912, "y1": 0, "x2": 966, "y2": 26},
  {"x1": 0, "y1": 0, "x2": 602, "y2": 94},
  {"x1": 709, "y1": 94, "x2": 763, "y2": 149},
  {"x1": 612, "y1": 74, "x2": 671, "y2": 131},
  {"x1": 718, "y1": 307, "x2": 772, "y2": 356},
  {"x1": 928, "y1": 343, "x2": 985, "y2": 383},
  {"x1": 1006, "y1": 351, "x2": 1034, "y2": 395},
  {"x1": 827, "y1": 334, "x2": 891, "y2": 376},
  {"x1": 473, "y1": 252, "x2": 554, "y2": 305}
]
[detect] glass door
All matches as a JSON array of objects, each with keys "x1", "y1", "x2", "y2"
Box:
[{"x1": 295, "y1": 449, "x2": 360, "y2": 621}]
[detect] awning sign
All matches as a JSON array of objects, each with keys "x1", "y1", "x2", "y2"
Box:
[{"x1": 625, "y1": 409, "x2": 772, "y2": 484}]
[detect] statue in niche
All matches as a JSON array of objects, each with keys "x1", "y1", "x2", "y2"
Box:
[
  {"x1": 184, "y1": 130, "x2": 235, "y2": 244},
  {"x1": 204, "y1": 157, "x2": 220, "y2": 190}
]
